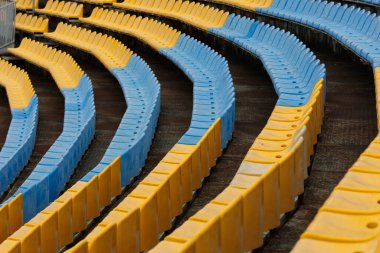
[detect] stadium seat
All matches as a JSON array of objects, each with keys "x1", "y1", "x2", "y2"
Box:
[{"x1": 149, "y1": 0, "x2": 378, "y2": 68}]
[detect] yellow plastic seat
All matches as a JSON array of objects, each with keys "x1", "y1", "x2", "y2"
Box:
[{"x1": 15, "y1": 13, "x2": 49, "y2": 33}]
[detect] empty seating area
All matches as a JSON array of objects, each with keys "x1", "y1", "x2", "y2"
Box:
[{"x1": 1, "y1": 0, "x2": 379, "y2": 251}]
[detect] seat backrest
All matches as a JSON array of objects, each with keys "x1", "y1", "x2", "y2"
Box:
[{"x1": 56, "y1": 1, "x2": 65, "y2": 11}]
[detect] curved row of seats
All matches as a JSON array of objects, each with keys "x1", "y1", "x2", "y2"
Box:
[
  {"x1": 16, "y1": 0, "x2": 38, "y2": 10},
  {"x1": 55, "y1": 13, "x2": 235, "y2": 253},
  {"x1": 15, "y1": 13, "x2": 49, "y2": 33},
  {"x1": 0, "y1": 39, "x2": 96, "y2": 245},
  {"x1": 0, "y1": 59, "x2": 38, "y2": 199},
  {"x1": 36, "y1": 0, "x2": 83, "y2": 19},
  {"x1": 0, "y1": 25, "x2": 161, "y2": 253},
  {"x1": 81, "y1": 8, "x2": 181, "y2": 50},
  {"x1": 113, "y1": 0, "x2": 229, "y2": 30},
  {"x1": 257, "y1": 1, "x2": 380, "y2": 252}
]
